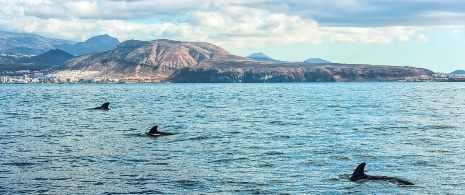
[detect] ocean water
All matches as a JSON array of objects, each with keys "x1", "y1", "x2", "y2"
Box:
[{"x1": 0, "y1": 83, "x2": 464, "y2": 194}]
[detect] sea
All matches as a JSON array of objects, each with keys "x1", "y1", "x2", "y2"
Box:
[{"x1": 0, "y1": 83, "x2": 464, "y2": 194}]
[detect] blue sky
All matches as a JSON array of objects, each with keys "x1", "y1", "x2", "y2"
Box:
[{"x1": 1, "y1": 0, "x2": 464, "y2": 73}]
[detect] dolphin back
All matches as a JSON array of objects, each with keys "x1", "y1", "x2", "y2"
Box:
[
  {"x1": 350, "y1": 162, "x2": 414, "y2": 185},
  {"x1": 369, "y1": 176, "x2": 415, "y2": 185}
]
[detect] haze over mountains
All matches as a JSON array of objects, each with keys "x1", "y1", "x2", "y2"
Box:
[{"x1": 0, "y1": 31, "x2": 437, "y2": 82}]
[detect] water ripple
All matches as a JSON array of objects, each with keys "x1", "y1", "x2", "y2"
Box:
[{"x1": 1, "y1": 83, "x2": 465, "y2": 194}]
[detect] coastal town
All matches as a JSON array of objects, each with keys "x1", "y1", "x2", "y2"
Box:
[
  {"x1": 0, "y1": 69, "x2": 464, "y2": 84},
  {"x1": 1, "y1": 70, "x2": 120, "y2": 84},
  {"x1": 0, "y1": 70, "x2": 166, "y2": 84}
]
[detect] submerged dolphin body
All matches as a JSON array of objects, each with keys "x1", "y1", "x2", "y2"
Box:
[
  {"x1": 350, "y1": 163, "x2": 414, "y2": 185},
  {"x1": 90, "y1": 102, "x2": 110, "y2": 110},
  {"x1": 147, "y1": 126, "x2": 174, "y2": 136}
]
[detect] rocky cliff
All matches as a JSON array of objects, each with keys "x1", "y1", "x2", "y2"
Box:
[{"x1": 166, "y1": 63, "x2": 434, "y2": 82}]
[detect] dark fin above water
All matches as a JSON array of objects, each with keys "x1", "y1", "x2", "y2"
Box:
[
  {"x1": 148, "y1": 126, "x2": 159, "y2": 135},
  {"x1": 350, "y1": 162, "x2": 368, "y2": 181},
  {"x1": 100, "y1": 102, "x2": 110, "y2": 110},
  {"x1": 90, "y1": 102, "x2": 110, "y2": 110},
  {"x1": 350, "y1": 162, "x2": 414, "y2": 185},
  {"x1": 147, "y1": 125, "x2": 174, "y2": 136}
]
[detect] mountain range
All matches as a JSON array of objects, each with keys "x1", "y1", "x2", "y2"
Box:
[
  {"x1": 0, "y1": 31, "x2": 120, "y2": 56},
  {"x1": 63, "y1": 39, "x2": 434, "y2": 82},
  {"x1": 1, "y1": 31, "x2": 437, "y2": 82},
  {"x1": 0, "y1": 31, "x2": 73, "y2": 55}
]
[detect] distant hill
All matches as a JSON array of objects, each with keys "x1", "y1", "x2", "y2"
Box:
[
  {"x1": 61, "y1": 39, "x2": 250, "y2": 80},
  {"x1": 450, "y1": 70, "x2": 465, "y2": 74},
  {"x1": 247, "y1": 52, "x2": 285, "y2": 63},
  {"x1": 23, "y1": 49, "x2": 74, "y2": 67},
  {"x1": 0, "y1": 49, "x2": 75, "y2": 72},
  {"x1": 304, "y1": 58, "x2": 331, "y2": 63},
  {"x1": 56, "y1": 34, "x2": 120, "y2": 56},
  {"x1": 0, "y1": 31, "x2": 74, "y2": 55}
]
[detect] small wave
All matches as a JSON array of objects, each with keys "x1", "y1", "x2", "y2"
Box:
[
  {"x1": 189, "y1": 135, "x2": 210, "y2": 141},
  {"x1": 419, "y1": 125, "x2": 456, "y2": 130},
  {"x1": 263, "y1": 151, "x2": 285, "y2": 155},
  {"x1": 356, "y1": 155, "x2": 378, "y2": 160},
  {"x1": 314, "y1": 150, "x2": 332, "y2": 154},
  {"x1": 2, "y1": 162, "x2": 35, "y2": 167},
  {"x1": 411, "y1": 160, "x2": 431, "y2": 166},
  {"x1": 334, "y1": 156, "x2": 350, "y2": 160},
  {"x1": 102, "y1": 190, "x2": 164, "y2": 194},
  {"x1": 33, "y1": 177, "x2": 70, "y2": 181},
  {"x1": 211, "y1": 157, "x2": 248, "y2": 163},
  {"x1": 175, "y1": 179, "x2": 206, "y2": 190},
  {"x1": 258, "y1": 163, "x2": 275, "y2": 168}
]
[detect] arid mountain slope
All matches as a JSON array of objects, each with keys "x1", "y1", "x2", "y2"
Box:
[{"x1": 62, "y1": 39, "x2": 252, "y2": 80}]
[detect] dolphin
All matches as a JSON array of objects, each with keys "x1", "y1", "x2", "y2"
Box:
[
  {"x1": 90, "y1": 102, "x2": 110, "y2": 110},
  {"x1": 147, "y1": 126, "x2": 174, "y2": 136},
  {"x1": 350, "y1": 162, "x2": 414, "y2": 185}
]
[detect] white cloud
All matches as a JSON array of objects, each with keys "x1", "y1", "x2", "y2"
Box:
[
  {"x1": 323, "y1": 26, "x2": 417, "y2": 44},
  {"x1": 0, "y1": 0, "x2": 459, "y2": 47},
  {"x1": 417, "y1": 34, "x2": 428, "y2": 43}
]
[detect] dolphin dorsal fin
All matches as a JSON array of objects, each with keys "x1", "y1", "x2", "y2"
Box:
[
  {"x1": 352, "y1": 162, "x2": 367, "y2": 178},
  {"x1": 148, "y1": 126, "x2": 159, "y2": 134},
  {"x1": 101, "y1": 102, "x2": 110, "y2": 110}
]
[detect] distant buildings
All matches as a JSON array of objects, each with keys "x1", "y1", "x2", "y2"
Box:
[
  {"x1": 1, "y1": 70, "x2": 465, "y2": 83},
  {"x1": 404, "y1": 75, "x2": 431, "y2": 82},
  {"x1": 0, "y1": 70, "x2": 120, "y2": 84}
]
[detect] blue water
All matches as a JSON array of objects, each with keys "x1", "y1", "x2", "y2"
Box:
[{"x1": 1, "y1": 83, "x2": 464, "y2": 194}]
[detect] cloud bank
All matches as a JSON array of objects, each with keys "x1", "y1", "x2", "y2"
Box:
[{"x1": 1, "y1": 0, "x2": 464, "y2": 46}]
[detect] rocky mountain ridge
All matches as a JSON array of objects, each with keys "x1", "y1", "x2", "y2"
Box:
[
  {"x1": 0, "y1": 31, "x2": 435, "y2": 82},
  {"x1": 62, "y1": 39, "x2": 252, "y2": 80},
  {"x1": 63, "y1": 39, "x2": 434, "y2": 82},
  {"x1": 167, "y1": 63, "x2": 434, "y2": 82}
]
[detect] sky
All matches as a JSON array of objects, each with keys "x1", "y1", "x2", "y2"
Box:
[{"x1": 1, "y1": 0, "x2": 465, "y2": 73}]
